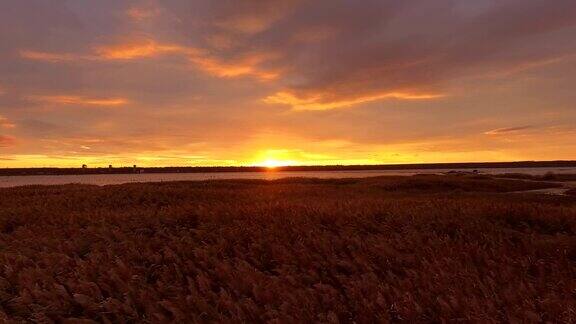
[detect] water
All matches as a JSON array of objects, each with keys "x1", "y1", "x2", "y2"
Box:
[{"x1": 0, "y1": 167, "x2": 575, "y2": 188}]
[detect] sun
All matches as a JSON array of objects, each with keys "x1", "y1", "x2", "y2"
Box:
[{"x1": 261, "y1": 159, "x2": 293, "y2": 169}]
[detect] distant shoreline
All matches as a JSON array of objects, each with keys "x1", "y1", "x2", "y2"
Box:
[{"x1": 1, "y1": 160, "x2": 575, "y2": 177}]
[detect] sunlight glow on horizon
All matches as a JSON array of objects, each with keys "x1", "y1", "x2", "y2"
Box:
[
  {"x1": 0, "y1": 144, "x2": 567, "y2": 168},
  {"x1": 259, "y1": 159, "x2": 298, "y2": 169}
]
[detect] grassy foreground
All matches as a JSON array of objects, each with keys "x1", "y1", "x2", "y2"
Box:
[{"x1": 0, "y1": 175, "x2": 575, "y2": 322}]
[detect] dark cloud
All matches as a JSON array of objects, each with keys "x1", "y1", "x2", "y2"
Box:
[{"x1": 162, "y1": 0, "x2": 576, "y2": 109}]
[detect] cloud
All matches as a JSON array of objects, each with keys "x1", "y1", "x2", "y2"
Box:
[
  {"x1": 19, "y1": 50, "x2": 81, "y2": 63},
  {"x1": 264, "y1": 91, "x2": 445, "y2": 111},
  {"x1": 485, "y1": 126, "x2": 535, "y2": 135},
  {"x1": 2, "y1": 0, "x2": 576, "y2": 166},
  {"x1": 484, "y1": 55, "x2": 576, "y2": 78},
  {"x1": 126, "y1": 5, "x2": 161, "y2": 21},
  {"x1": 201, "y1": 0, "x2": 303, "y2": 35},
  {"x1": 0, "y1": 135, "x2": 15, "y2": 148},
  {"x1": 20, "y1": 39, "x2": 280, "y2": 81},
  {"x1": 0, "y1": 116, "x2": 16, "y2": 129},
  {"x1": 94, "y1": 39, "x2": 186, "y2": 60},
  {"x1": 19, "y1": 40, "x2": 187, "y2": 63},
  {"x1": 188, "y1": 50, "x2": 281, "y2": 80},
  {"x1": 27, "y1": 95, "x2": 129, "y2": 107},
  {"x1": 161, "y1": 0, "x2": 576, "y2": 110}
]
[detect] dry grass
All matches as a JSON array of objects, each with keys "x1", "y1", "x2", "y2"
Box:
[
  {"x1": 0, "y1": 175, "x2": 575, "y2": 323},
  {"x1": 495, "y1": 172, "x2": 576, "y2": 182}
]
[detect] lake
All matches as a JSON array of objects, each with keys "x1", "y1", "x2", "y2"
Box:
[{"x1": 1, "y1": 167, "x2": 575, "y2": 188}]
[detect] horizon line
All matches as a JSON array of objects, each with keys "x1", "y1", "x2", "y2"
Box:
[{"x1": 1, "y1": 160, "x2": 576, "y2": 170}]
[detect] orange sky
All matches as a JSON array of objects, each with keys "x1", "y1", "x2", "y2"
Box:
[{"x1": 1, "y1": 0, "x2": 576, "y2": 167}]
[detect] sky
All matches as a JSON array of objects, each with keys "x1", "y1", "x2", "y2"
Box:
[{"x1": 0, "y1": 0, "x2": 575, "y2": 167}]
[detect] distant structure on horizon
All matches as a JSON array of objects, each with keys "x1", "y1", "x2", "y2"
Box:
[{"x1": 82, "y1": 164, "x2": 87, "y2": 169}]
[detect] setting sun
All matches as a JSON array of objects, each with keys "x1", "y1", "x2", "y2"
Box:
[{"x1": 260, "y1": 159, "x2": 295, "y2": 169}]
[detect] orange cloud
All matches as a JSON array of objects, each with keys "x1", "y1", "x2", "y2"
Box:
[
  {"x1": 20, "y1": 40, "x2": 279, "y2": 81},
  {"x1": 264, "y1": 91, "x2": 445, "y2": 111},
  {"x1": 94, "y1": 40, "x2": 186, "y2": 60},
  {"x1": 20, "y1": 40, "x2": 189, "y2": 63},
  {"x1": 95, "y1": 40, "x2": 280, "y2": 79},
  {"x1": 484, "y1": 126, "x2": 534, "y2": 135},
  {"x1": 0, "y1": 116, "x2": 16, "y2": 129},
  {"x1": 28, "y1": 95, "x2": 129, "y2": 107},
  {"x1": 0, "y1": 135, "x2": 15, "y2": 148},
  {"x1": 188, "y1": 51, "x2": 280, "y2": 80},
  {"x1": 19, "y1": 50, "x2": 81, "y2": 63}
]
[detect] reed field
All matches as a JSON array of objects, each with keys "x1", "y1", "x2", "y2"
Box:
[{"x1": 0, "y1": 175, "x2": 575, "y2": 323}]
